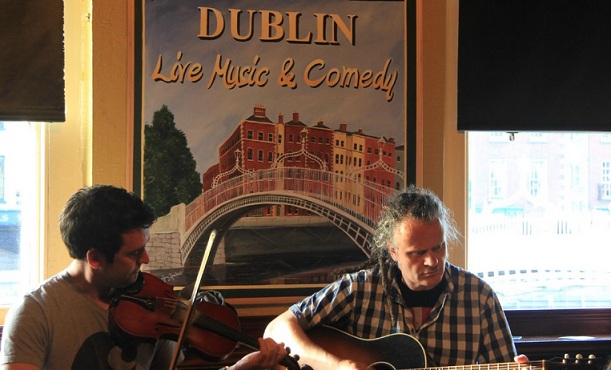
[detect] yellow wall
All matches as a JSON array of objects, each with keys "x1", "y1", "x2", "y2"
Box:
[
  {"x1": 419, "y1": 0, "x2": 466, "y2": 267},
  {"x1": 45, "y1": 0, "x2": 136, "y2": 281},
  {"x1": 0, "y1": 0, "x2": 465, "y2": 323}
]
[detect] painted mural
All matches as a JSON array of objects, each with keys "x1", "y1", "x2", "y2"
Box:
[{"x1": 139, "y1": 0, "x2": 407, "y2": 293}]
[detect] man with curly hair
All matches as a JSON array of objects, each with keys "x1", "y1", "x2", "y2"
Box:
[{"x1": 265, "y1": 185, "x2": 525, "y2": 370}]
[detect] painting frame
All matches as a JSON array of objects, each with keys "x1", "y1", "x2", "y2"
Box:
[{"x1": 132, "y1": 0, "x2": 417, "y2": 314}]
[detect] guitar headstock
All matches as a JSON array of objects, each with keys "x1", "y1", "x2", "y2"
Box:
[{"x1": 541, "y1": 354, "x2": 606, "y2": 370}]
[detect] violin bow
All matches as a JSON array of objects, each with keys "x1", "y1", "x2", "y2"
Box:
[{"x1": 168, "y1": 229, "x2": 218, "y2": 370}]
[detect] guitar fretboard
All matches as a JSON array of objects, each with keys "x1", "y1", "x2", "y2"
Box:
[{"x1": 408, "y1": 361, "x2": 544, "y2": 370}]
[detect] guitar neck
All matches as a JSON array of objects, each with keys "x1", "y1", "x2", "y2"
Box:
[
  {"x1": 415, "y1": 361, "x2": 543, "y2": 370},
  {"x1": 420, "y1": 358, "x2": 604, "y2": 370}
]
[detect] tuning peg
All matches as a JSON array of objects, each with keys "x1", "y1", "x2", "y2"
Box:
[
  {"x1": 588, "y1": 354, "x2": 596, "y2": 365},
  {"x1": 563, "y1": 354, "x2": 570, "y2": 364}
]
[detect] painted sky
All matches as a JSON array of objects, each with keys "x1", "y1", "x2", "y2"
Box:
[{"x1": 143, "y1": 0, "x2": 406, "y2": 175}]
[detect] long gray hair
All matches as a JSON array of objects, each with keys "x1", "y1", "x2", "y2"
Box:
[
  {"x1": 369, "y1": 185, "x2": 460, "y2": 323},
  {"x1": 370, "y1": 186, "x2": 460, "y2": 264}
]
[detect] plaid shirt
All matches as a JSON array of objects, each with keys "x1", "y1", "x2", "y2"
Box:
[{"x1": 290, "y1": 262, "x2": 517, "y2": 366}]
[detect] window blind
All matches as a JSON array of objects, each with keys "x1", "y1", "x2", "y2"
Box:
[
  {"x1": 458, "y1": 0, "x2": 611, "y2": 132},
  {"x1": 0, "y1": 0, "x2": 65, "y2": 122}
]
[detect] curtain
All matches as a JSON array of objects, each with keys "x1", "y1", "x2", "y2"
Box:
[
  {"x1": 458, "y1": 0, "x2": 611, "y2": 132},
  {"x1": 0, "y1": 0, "x2": 65, "y2": 122}
]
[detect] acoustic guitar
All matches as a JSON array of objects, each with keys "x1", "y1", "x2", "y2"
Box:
[{"x1": 306, "y1": 325, "x2": 603, "y2": 370}]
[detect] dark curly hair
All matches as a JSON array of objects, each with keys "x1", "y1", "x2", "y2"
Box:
[{"x1": 59, "y1": 185, "x2": 157, "y2": 263}]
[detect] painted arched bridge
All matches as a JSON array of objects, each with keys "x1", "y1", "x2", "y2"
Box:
[{"x1": 176, "y1": 167, "x2": 400, "y2": 268}]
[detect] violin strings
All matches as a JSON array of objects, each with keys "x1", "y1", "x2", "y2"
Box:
[
  {"x1": 147, "y1": 296, "x2": 258, "y2": 348},
  {"x1": 148, "y1": 296, "x2": 185, "y2": 318}
]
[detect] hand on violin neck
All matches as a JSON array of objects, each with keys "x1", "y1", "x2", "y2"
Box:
[{"x1": 231, "y1": 337, "x2": 288, "y2": 370}]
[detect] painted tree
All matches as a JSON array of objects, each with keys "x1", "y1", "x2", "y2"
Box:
[{"x1": 144, "y1": 105, "x2": 202, "y2": 217}]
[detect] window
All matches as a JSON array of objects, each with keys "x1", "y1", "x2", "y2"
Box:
[
  {"x1": 488, "y1": 132, "x2": 505, "y2": 143},
  {"x1": 488, "y1": 160, "x2": 507, "y2": 200},
  {"x1": 0, "y1": 155, "x2": 4, "y2": 201},
  {"x1": 528, "y1": 160, "x2": 546, "y2": 198},
  {"x1": 0, "y1": 122, "x2": 40, "y2": 305},
  {"x1": 528, "y1": 133, "x2": 548, "y2": 143},
  {"x1": 570, "y1": 164, "x2": 583, "y2": 193},
  {"x1": 601, "y1": 161, "x2": 611, "y2": 201},
  {"x1": 468, "y1": 132, "x2": 611, "y2": 309}
]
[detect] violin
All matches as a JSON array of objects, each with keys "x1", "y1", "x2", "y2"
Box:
[{"x1": 108, "y1": 271, "x2": 307, "y2": 370}]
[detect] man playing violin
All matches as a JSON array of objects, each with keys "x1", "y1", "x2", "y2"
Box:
[
  {"x1": 265, "y1": 186, "x2": 529, "y2": 370},
  {"x1": 0, "y1": 184, "x2": 288, "y2": 370}
]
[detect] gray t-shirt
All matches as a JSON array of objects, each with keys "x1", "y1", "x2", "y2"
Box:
[{"x1": 0, "y1": 271, "x2": 177, "y2": 370}]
